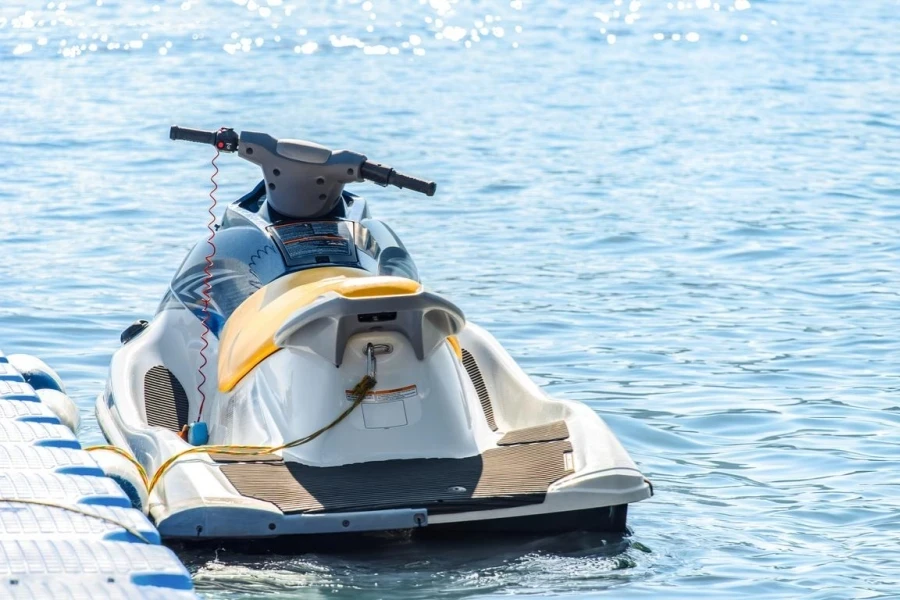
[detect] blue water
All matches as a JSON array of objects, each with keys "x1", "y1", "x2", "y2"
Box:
[{"x1": 2, "y1": 0, "x2": 899, "y2": 597}]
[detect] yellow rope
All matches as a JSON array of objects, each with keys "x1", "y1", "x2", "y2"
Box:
[
  {"x1": 83, "y1": 444, "x2": 150, "y2": 490},
  {"x1": 0, "y1": 497, "x2": 153, "y2": 544},
  {"x1": 145, "y1": 374, "x2": 376, "y2": 496}
]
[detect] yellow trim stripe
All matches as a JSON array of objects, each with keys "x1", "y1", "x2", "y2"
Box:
[{"x1": 447, "y1": 335, "x2": 463, "y2": 361}]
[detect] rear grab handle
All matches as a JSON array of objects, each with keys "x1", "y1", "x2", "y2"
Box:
[{"x1": 274, "y1": 291, "x2": 465, "y2": 367}]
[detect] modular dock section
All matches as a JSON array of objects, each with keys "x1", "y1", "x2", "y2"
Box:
[{"x1": 0, "y1": 349, "x2": 199, "y2": 599}]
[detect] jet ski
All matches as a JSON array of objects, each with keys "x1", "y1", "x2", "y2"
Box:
[{"x1": 95, "y1": 126, "x2": 652, "y2": 540}]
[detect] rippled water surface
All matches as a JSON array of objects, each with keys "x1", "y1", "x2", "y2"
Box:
[{"x1": 2, "y1": 0, "x2": 899, "y2": 598}]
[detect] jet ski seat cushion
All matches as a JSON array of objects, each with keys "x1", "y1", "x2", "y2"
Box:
[{"x1": 218, "y1": 267, "x2": 451, "y2": 392}]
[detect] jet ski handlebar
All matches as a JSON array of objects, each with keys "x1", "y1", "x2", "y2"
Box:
[{"x1": 169, "y1": 125, "x2": 436, "y2": 197}]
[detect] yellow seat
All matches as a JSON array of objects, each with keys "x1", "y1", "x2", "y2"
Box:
[{"x1": 218, "y1": 267, "x2": 422, "y2": 392}]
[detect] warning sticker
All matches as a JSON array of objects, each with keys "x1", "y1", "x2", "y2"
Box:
[
  {"x1": 346, "y1": 384, "x2": 418, "y2": 403},
  {"x1": 272, "y1": 221, "x2": 343, "y2": 241},
  {"x1": 268, "y1": 221, "x2": 356, "y2": 266},
  {"x1": 283, "y1": 236, "x2": 350, "y2": 261}
]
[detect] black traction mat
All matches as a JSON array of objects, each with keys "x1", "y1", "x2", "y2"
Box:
[
  {"x1": 497, "y1": 420, "x2": 569, "y2": 446},
  {"x1": 461, "y1": 349, "x2": 497, "y2": 431},
  {"x1": 217, "y1": 440, "x2": 573, "y2": 515},
  {"x1": 144, "y1": 366, "x2": 190, "y2": 432}
]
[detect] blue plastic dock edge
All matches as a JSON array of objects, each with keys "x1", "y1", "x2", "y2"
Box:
[{"x1": 0, "y1": 349, "x2": 199, "y2": 599}]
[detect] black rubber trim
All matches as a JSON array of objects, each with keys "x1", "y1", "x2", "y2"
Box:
[{"x1": 421, "y1": 504, "x2": 629, "y2": 535}]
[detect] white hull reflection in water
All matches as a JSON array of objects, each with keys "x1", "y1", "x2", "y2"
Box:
[{"x1": 1, "y1": 0, "x2": 898, "y2": 598}]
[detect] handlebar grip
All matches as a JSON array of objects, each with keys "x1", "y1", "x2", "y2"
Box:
[
  {"x1": 390, "y1": 171, "x2": 437, "y2": 197},
  {"x1": 360, "y1": 161, "x2": 437, "y2": 196},
  {"x1": 169, "y1": 126, "x2": 217, "y2": 145}
]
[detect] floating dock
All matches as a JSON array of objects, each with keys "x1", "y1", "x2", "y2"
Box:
[{"x1": 0, "y1": 349, "x2": 199, "y2": 599}]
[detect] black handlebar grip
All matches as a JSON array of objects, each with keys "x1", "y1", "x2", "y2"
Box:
[
  {"x1": 359, "y1": 161, "x2": 392, "y2": 186},
  {"x1": 169, "y1": 126, "x2": 217, "y2": 145},
  {"x1": 390, "y1": 171, "x2": 437, "y2": 196},
  {"x1": 360, "y1": 161, "x2": 436, "y2": 196}
]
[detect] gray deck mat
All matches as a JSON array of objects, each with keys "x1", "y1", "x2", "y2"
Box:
[
  {"x1": 497, "y1": 420, "x2": 569, "y2": 446},
  {"x1": 461, "y1": 349, "x2": 497, "y2": 431},
  {"x1": 217, "y1": 440, "x2": 573, "y2": 515},
  {"x1": 144, "y1": 366, "x2": 190, "y2": 432}
]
